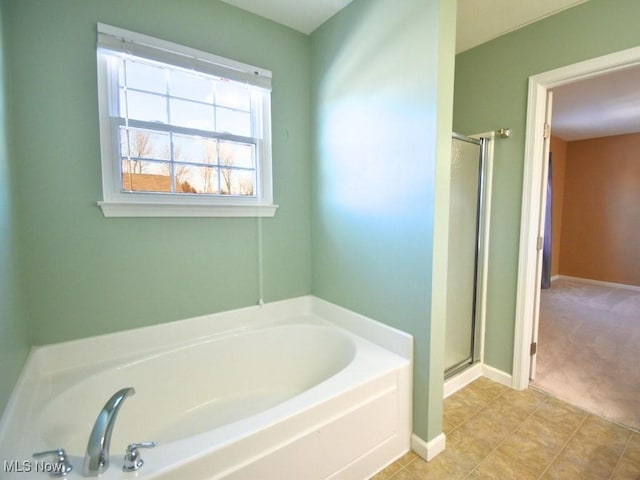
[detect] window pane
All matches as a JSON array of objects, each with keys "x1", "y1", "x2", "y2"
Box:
[
  {"x1": 125, "y1": 90, "x2": 167, "y2": 123},
  {"x1": 216, "y1": 81, "x2": 250, "y2": 110},
  {"x1": 216, "y1": 107, "x2": 251, "y2": 136},
  {"x1": 121, "y1": 160, "x2": 172, "y2": 192},
  {"x1": 172, "y1": 134, "x2": 217, "y2": 164},
  {"x1": 230, "y1": 169, "x2": 255, "y2": 196},
  {"x1": 124, "y1": 60, "x2": 166, "y2": 94},
  {"x1": 98, "y1": 31, "x2": 272, "y2": 209},
  {"x1": 170, "y1": 70, "x2": 213, "y2": 103},
  {"x1": 170, "y1": 98, "x2": 214, "y2": 131},
  {"x1": 120, "y1": 127, "x2": 170, "y2": 160},
  {"x1": 176, "y1": 163, "x2": 219, "y2": 194},
  {"x1": 219, "y1": 141, "x2": 254, "y2": 169}
]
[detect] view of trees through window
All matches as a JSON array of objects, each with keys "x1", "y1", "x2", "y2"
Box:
[{"x1": 118, "y1": 57, "x2": 258, "y2": 197}]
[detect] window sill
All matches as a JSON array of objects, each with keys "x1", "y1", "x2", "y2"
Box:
[{"x1": 98, "y1": 201, "x2": 278, "y2": 218}]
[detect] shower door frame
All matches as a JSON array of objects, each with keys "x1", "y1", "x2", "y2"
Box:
[{"x1": 445, "y1": 132, "x2": 493, "y2": 379}]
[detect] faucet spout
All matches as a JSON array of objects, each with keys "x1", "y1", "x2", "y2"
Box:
[{"x1": 83, "y1": 387, "x2": 135, "y2": 477}]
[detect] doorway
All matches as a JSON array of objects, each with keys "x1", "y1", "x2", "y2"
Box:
[{"x1": 513, "y1": 45, "x2": 640, "y2": 391}]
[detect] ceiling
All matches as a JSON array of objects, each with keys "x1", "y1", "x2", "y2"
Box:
[
  {"x1": 455, "y1": 0, "x2": 588, "y2": 53},
  {"x1": 220, "y1": 0, "x2": 639, "y2": 141},
  {"x1": 220, "y1": 0, "x2": 588, "y2": 49},
  {"x1": 219, "y1": 0, "x2": 353, "y2": 35},
  {"x1": 551, "y1": 66, "x2": 640, "y2": 141}
]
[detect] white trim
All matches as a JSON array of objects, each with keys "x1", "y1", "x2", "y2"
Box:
[
  {"x1": 513, "y1": 80, "x2": 549, "y2": 390},
  {"x1": 444, "y1": 366, "x2": 512, "y2": 399},
  {"x1": 98, "y1": 201, "x2": 278, "y2": 218},
  {"x1": 443, "y1": 363, "x2": 482, "y2": 398},
  {"x1": 97, "y1": 23, "x2": 272, "y2": 90},
  {"x1": 482, "y1": 364, "x2": 512, "y2": 389},
  {"x1": 95, "y1": 24, "x2": 275, "y2": 218},
  {"x1": 444, "y1": 365, "x2": 513, "y2": 400},
  {"x1": 411, "y1": 433, "x2": 446, "y2": 462},
  {"x1": 513, "y1": 44, "x2": 640, "y2": 390},
  {"x1": 556, "y1": 275, "x2": 640, "y2": 293}
]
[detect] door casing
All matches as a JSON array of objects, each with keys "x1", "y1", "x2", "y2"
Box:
[{"x1": 513, "y1": 45, "x2": 640, "y2": 390}]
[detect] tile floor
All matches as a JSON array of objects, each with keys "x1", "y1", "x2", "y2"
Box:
[{"x1": 372, "y1": 377, "x2": 640, "y2": 479}]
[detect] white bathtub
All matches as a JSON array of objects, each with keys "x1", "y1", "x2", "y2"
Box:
[{"x1": 0, "y1": 296, "x2": 412, "y2": 479}]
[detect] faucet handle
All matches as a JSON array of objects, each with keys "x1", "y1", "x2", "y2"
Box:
[
  {"x1": 32, "y1": 448, "x2": 73, "y2": 477},
  {"x1": 122, "y1": 441, "x2": 157, "y2": 472}
]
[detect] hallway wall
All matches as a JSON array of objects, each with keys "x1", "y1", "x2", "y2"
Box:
[
  {"x1": 453, "y1": 0, "x2": 640, "y2": 373},
  {"x1": 560, "y1": 133, "x2": 640, "y2": 286}
]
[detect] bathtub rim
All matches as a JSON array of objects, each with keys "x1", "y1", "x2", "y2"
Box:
[
  {"x1": 23, "y1": 295, "x2": 412, "y2": 379},
  {"x1": 0, "y1": 295, "x2": 413, "y2": 479}
]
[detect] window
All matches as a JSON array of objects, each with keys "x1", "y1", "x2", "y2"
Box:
[{"x1": 96, "y1": 24, "x2": 276, "y2": 217}]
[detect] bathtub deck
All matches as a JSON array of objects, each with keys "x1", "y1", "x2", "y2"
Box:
[{"x1": 0, "y1": 295, "x2": 413, "y2": 480}]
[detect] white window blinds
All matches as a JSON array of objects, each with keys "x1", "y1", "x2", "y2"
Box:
[{"x1": 97, "y1": 23, "x2": 272, "y2": 92}]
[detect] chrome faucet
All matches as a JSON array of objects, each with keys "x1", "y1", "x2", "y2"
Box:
[{"x1": 83, "y1": 387, "x2": 135, "y2": 476}]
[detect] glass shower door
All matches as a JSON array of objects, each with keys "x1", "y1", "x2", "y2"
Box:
[{"x1": 445, "y1": 133, "x2": 485, "y2": 378}]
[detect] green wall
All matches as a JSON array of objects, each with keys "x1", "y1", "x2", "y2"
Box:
[
  {"x1": 0, "y1": 0, "x2": 30, "y2": 416},
  {"x1": 310, "y1": 0, "x2": 456, "y2": 441},
  {"x1": 5, "y1": 0, "x2": 311, "y2": 345},
  {"x1": 453, "y1": 0, "x2": 640, "y2": 373}
]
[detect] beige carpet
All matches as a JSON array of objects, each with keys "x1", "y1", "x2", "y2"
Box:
[{"x1": 531, "y1": 277, "x2": 640, "y2": 431}]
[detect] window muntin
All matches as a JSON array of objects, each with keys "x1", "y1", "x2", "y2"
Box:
[
  {"x1": 96, "y1": 23, "x2": 275, "y2": 217},
  {"x1": 115, "y1": 56, "x2": 257, "y2": 197}
]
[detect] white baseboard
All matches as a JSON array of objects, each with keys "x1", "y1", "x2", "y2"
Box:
[
  {"x1": 444, "y1": 363, "x2": 482, "y2": 398},
  {"x1": 443, "y1": 363, "x2": 512, "y2": 399},
  {"x1": 482, "y1": 364, "x2": 512, "y2": 388},
  {"x1": 411, "y1": 433, "x2": 446, "y2": 462},
  {"x1": 425, "y1": 366, "x2": 511, "y2": 465},
  {"x1": 556, "y1": 275, "x2": 640, "y2": 292}
]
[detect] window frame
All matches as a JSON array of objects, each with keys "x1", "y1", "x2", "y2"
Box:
[{"x1": 96, "y1": 23, "x2": 277, "y2": 218}]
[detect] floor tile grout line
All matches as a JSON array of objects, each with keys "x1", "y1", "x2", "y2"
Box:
[
  {"x1": 536, "y1": 410, "x2": 589, "y2": 479},
  {"x1": 446, "y1": 406, "x2": 481, "y2": 436},
  {"x1": 388, "y1": 462, "x2": 419, "y2": 480},
  {"x1": 390, "y1": 453, "x2": 419, "y2": 480},
  {"x1": 608, "y1": 431, "x2": 634, "y2": 480},
  {"x1": 530, "y1": 384, "x2": 640, "y2": 435},
  {"x1": 380, "y1": 378, "x2": 638, "y2": 480},
  {"x1": 400, "y1": 386, "x2": 512, "y2": 480},
  {"x1": 462, "y1": 391, "x2": 550, "y2": 479},
  {"x1": 446, "y1": 386, "x2": 510, "y2": 444},
  {"x1": 460, "y1": 385, "x2": 525, "y2": 478},
  {"x1": 385, "y1": 378, "x2": 639, "y2": 480}
]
